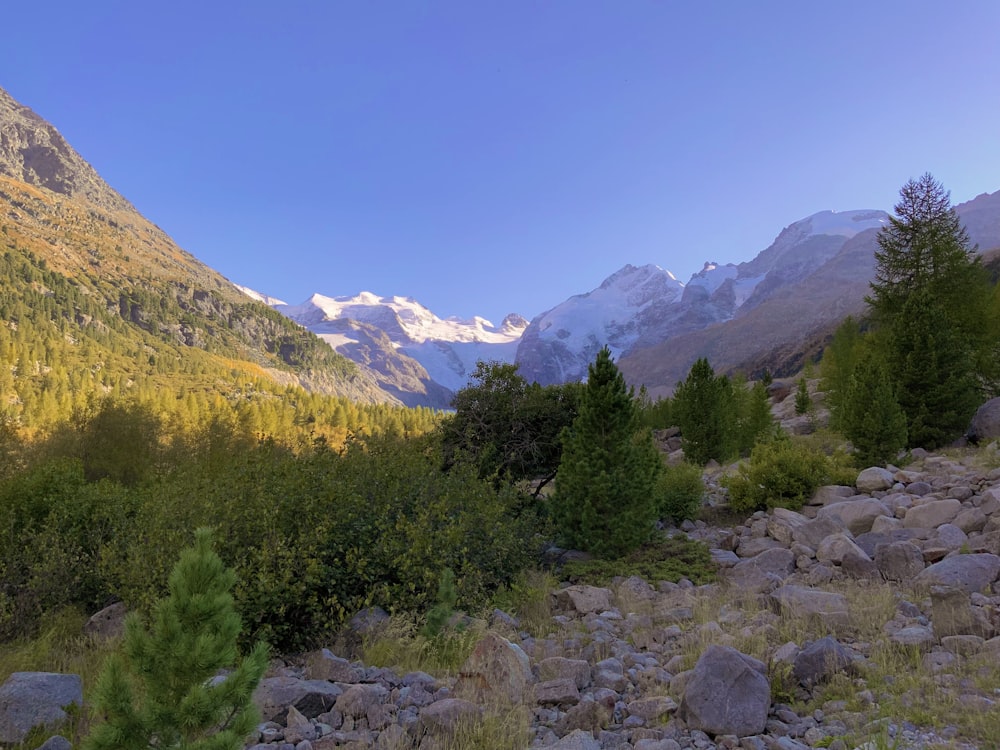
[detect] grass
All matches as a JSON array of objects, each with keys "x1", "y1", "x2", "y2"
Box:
[
  {"x1": 0, "y1": 607, "x2": 119, "y2": 748},
  {"x1": 559, "y1": 535, "x2": 716, "y2": 588}
]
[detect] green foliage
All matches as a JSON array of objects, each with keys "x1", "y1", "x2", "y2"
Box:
[
  {"x1": 723, "y1": 437, "x2": 833, "y2": 513},
  {"x1": 842, "y1": 350, "x2": 908, "y2": 466},
  {"x1": 733, "y1": 378, "x2": 776, "y2": 455},
  {"x1": 551, "y1": 347, "x2": 660, "y2": 558},
  {"x1": 422, "y1": 568, "x2": 458, "y2": 639},
  {"x1": 867, "y1": 174, "x2": 992, "y2": 448},
  {"x1": 442, "y1": 361, "x2": 580, "y2": 495},
  {"x1": 794, "y1": 377, "x2": 811, "y2": 416},
  {"x1": 637, "y1": 387, "x2": 673, "y2": 429},
  {"x1": 83, "y1": 528, "x2": 268, "y2": 750},
  {"x1": 885, "y1": 290, "x2": 980, "y2": 449},
  {"x1": 820, "y1": 316, "x2": 865, "y2": 430},
  {"x1": 559, "y1": 536, "x2": 715, "y2": 587},
  {"x1": 655, "y1": 462, "x2": 705, "y2": 523},
  {"x1": 673, "y1": 358, "x2": 736, "y2": 464}
]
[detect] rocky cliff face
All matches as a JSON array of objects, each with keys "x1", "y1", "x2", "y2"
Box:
[{"x1": 0, "y1": 87, "x2": 133, "y2": 213}]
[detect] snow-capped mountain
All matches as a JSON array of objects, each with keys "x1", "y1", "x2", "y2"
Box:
[
  {"x1": 515, "y1": 264, "x2": 684, "y2": 385},
  {"x1": 268, "y1": 292, "x2": 528, "y2": 406},
  {"x1": 515, "y1": 210, "x2": 888, "y2": 385}
]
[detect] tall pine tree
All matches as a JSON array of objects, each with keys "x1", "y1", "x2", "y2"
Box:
[
  {"x1": 552, "y1": 347, "x2": 660, "y2": 558},
  {"x1": 672, "y1": 358, "x2": 736, "y2": 464},
  {"x1": 867, "y1": 174, "x2": 990, "y2": 448}
]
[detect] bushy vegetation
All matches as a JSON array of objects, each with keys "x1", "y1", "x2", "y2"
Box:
[
  {"x1": 723, "y1": 436, "x2": 849, "y2": 513},
  {"x1": 0, "y1": 400, "x2": 542, "y2": 653},
  {"x1": 655, "y1": 461, "x2": 705, "y2": 523}
]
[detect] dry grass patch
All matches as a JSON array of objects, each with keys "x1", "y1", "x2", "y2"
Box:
[{"x1": 361, "y1": 614, "x2": 484, "y2": 678}]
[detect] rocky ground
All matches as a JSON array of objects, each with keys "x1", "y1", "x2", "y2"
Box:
[{"x1": 6, "y1": 432, "x2": 1000, "y2": 749}]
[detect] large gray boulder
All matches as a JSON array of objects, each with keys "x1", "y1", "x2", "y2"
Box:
[
  {"x1": 770, "y1": 585, "x2": 851, "y2": 629},
  {"x1": 856, "y1": 467, "x2": 894, "y2": 493},
  {"x1": 678, "y1": 645, "x2": 770, "y2": 737},
  {"x1": 792, "y1": 636, "x2": 855, "y2": 687},
  {"x1": 874, "y1": 540, "x2": 925, "y2": 581},
  {"x1": 967, "y1": 397, "x2": 1000, "y2": 443},
  {"x1": 816, "y1": 498, "x2": 890, "y2": 536},
  {"x1": 0, "y1": 672, "x2": 82, "y2": 744},
  {"x1": 903, "y1": 499, "x2": 963, "y2": 530},
  {"x1": 914, "y1": 553, "x2": 1000, "y2": 593}
]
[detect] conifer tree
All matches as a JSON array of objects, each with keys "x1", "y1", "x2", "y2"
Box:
[
  {"x1": 794, "y1": 377, "x2": 811, "y2": 416},
  {"x1": 819, "y1": 316, "x2": 864, "y2": 430},
  {"x1": 866, "y1": 174, "x2": 991, "y2": 446},
  {"x1": 842, "y1": 350, "x2": 908, "y2": 466},
  {"x1": 552, "y1": 347, "x2": 660, "y2": 557},
  {"x1": 84, "y1": 528, "x2": 268, "y2": 750},
  {"x1": 673, "y1": 358, "x2": 735, "y2": 464}
]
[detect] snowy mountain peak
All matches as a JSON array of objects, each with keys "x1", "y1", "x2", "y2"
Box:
[{"x1": 800, "y1": 209, "x2": 888, "y2": 238}]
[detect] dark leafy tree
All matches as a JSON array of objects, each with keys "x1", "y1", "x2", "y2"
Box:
[
  {"x1": 551, "y1": 347, "x2": 660, "y2": 557},
  {"x1": 673, "y1": 358, "x2": 735, "y2": 464},
  {"x1": 842, "y1": 350, "x2": 908, "y2": 466},
  {"x1": 442, "y1": 361, "x2": 580, "y2": 496}
]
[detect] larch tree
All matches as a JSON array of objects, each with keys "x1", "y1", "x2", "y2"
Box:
[
  {"x1": 551, "y1": 347, "x2": 660, "y2": 558},
  {"x1": 867, "y1": 173, "x2": 991, "y2": 448}
]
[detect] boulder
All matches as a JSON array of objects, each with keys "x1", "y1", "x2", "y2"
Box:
[
  {"x1": 874, "y1": 541, "x2": 925, "y2": 582},
  {"x1": 792, "y1": 637, "x2": 854, "y2": 687},
  {"x1": 931, "y1": 585, "x2": 989, "y2": 638},
  {"x1": 792, "y1": 515, "x2": 846, "y2": 550},
  {"x1": 304, "y1": 648, "x2": 362, "y2": 683},
  {"x1": 767, "y1": 507, "x2": 810, "y2": 545},
  {"x1": 678, "y1": 645, "x2": 769, "y2": 737},
  {"x1": 770, "y1": 585, "x2": 850, "y2": 630},
  {"x1": 816, "y1": 498, "x2": 890, "y2": 536},
  {"x1": 253, "y1": 677, "x2": 343, "y2": 722},
  {"x1": 0, "y1": 672, "x2": 82, "y2": 745},
  {"x1": 83, "y1": 602, "x2": 127, "y2": 639},
  {"x1": 417, "y1": 698, "x2": 482, "y2": 736},
  {"x1": 891, "y1": 625, "x2": 935, "y2": 650},
  {"x1": 856, "y1": 467, "x2": 894, "y2": 493},
  {"x1": 967, "y1": 397, "x2": 1000, "y2": 443},
  {"x1": 552, "y1": 585, "x2": 613, "y2": 615},
  {"x1": 816, "y1": 533, "x2": 869, "y2": 566},
  {"x1": 454, "y1": 632, "x2": 532, "y2": 704},
  {"x1": 903, "y1": 499, "x2": 963, "y2": 529},
  {"x1": 914, "y1": 553, "x2": 1000, "y2": 593},
  {"x1": 809, "y1": 485, "x2": 856, "y2": 507}
]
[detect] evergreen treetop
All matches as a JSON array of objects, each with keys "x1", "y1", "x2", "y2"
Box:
[{"x1": 84, "y1": 528, "x2": 268, "y2": 750}]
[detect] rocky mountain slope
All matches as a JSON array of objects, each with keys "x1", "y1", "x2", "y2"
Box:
[
  {"x1": 620, "y1": 192, "x2": 1000, "y2": 396},
  {"x1": 515, "y1": 211, "x2": 890, "y2": 387},
  {"x1": 0, "y1": 85, "x2": 391, "y2": 415}
]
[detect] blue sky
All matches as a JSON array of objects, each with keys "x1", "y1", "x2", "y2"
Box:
[{"x1": 4, "y1": 1, "x2": 999, "y2": 323}]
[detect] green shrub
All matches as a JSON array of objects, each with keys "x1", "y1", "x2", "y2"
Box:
[
  {"x1": 655, "y1": 462, "x2": 704, "y2": 523},
  {"x1": 723, "y1": 438, "x2": 831, "y2": 513}
]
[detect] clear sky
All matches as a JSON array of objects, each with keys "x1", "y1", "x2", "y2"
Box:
[{"x1": 4, "y1": 1, "x2": 999, "y2": 324}]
